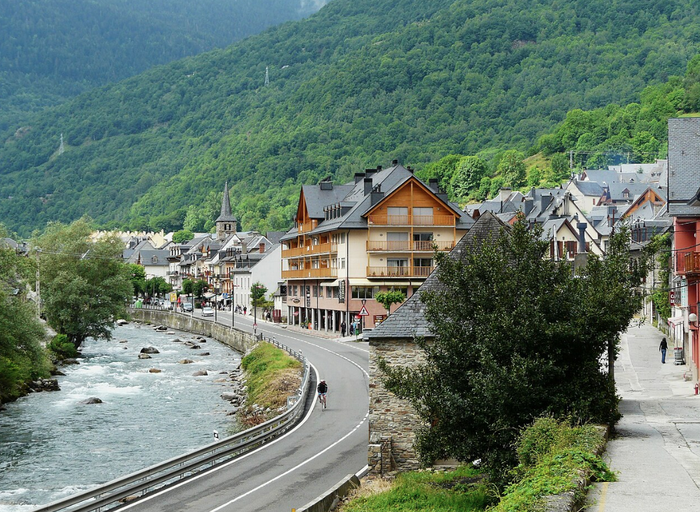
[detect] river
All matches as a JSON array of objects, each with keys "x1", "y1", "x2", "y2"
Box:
[{"x1": 0, "y1": 322, "x2": 242, "y2": 511}]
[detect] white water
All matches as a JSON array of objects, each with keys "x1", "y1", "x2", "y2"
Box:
[{"x1": 0, "y1": 323, "x2": 241, "y2": 511}]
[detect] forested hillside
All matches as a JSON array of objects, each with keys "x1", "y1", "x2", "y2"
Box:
[
  {"x1": 0, "y1": 0, "x2": 326, "y2": 130},
  {"x1": 1, "y1": 0, "x2": 699, "y2": 237}
]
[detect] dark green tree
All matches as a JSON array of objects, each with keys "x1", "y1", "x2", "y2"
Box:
[
  {"x1": 379, "y1": 220, "x2": 650, "y2": 486},
  {"x1": 172, "y1": 230, "x2": 194, "y2": 244},
  {"x1": 34, "y1": 217, "x2": 133, "y2": 349},
  {"x1": 497, "y1": 150, "x2": 527, "y2": 189},
  {"x1": 450, "y1": 156, "x2": 489, "y2": 203},
  {"x1": 128, "y1": 263, "x2": 146, "y2": 297},
  {"x1": 374, "y1": 290, "x2": 407, "y2": 316},
  {"x1": 0, "y1": 231, "x2": 51, "y2": 403}
]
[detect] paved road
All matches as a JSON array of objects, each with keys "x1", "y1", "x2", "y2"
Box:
[
  {"x1": 585, "y1": 323, "x2": 700, "y2": 511},
  {"x1": 124, "y1": 310, "x2": 369, "y2": 512}
]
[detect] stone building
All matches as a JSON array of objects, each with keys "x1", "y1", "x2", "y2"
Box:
[{"x1": 366, "y1": 212, "x2": 507, "y2": 475}]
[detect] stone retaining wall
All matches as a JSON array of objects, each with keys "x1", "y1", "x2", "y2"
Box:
[
  {"x1": 368, "y1": 337, "x2": 426, "y2": 475},
  {"x1": 128, "y1": 309, "x2": 258, "y2": 356}
]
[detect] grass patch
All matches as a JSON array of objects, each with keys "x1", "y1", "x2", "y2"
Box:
[
  {"x1": 339, "y1": 466, "x2": 496, "y2": 512},
  {"x1": 237, "y1": 343, "x2": 302, "y2": 427},
  {"x1": 491, "y1": 417, "x2": 613, "y2": 512}
]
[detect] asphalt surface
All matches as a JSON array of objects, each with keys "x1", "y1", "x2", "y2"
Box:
[
  {"x1": 123, "y1": 311, "x2": 369, "y2": 512},
  {"x1": 585, "y1": 322, "x2": 700, "y2": 511}
]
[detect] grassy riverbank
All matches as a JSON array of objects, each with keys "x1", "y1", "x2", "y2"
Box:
[
  {"x1": 236, "y1": 342, "x2": 302, "y2": 428},
  {"x1": 339, "y1": 418, "x2": 611, "y2": 512}
]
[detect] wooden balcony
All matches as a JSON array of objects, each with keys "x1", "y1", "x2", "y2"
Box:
[
  {"x1": 366, "y1": 240, "x2": 455, "y2": 252},
  {"x1": 367, "y1": 214, "x2": 456, "y2": 226},
  {"x1": 678, "y1": 251, "x2": 700, "y2": 275},
  {"x1": 282, "y1": 268, "x2": 338, "y2": 279},
  {"x1": 366, "y1": 266, "x2": 434, "y2": 278},
  {"x1": 282, "y1": 242, "x2": 337, "y2": 258}
]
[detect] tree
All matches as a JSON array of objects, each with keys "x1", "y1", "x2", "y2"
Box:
[
  {"x1": 379, "y1": 219, "x2": 649, "y2": 486},
  {"x1": 251, "y1": 282, "x2": 269, "y2": 321},
  {"x1": 145, "y1": 276, "x2": 172, "y2": 297},
  {"x1": 34, "y1": 217, "x2": 133, "y2": 349},
  {"x1": 128, "y1": 264, "x2": 146, "y2": 297},
  {"x1": 0, "y1": 230, "x2": 51, "y2": 402},
  {"x1": 497, "y1": 150, "x2": 526, "y2": 188},
  {"x1": 450, "y1": 156, "x2": 488, "y2": 203},
  {"x1": 172, "y1": 230, "x2": 194, "y2": 243},
  {"x1": 374, "y1": 290, "x2": 406, "y2": 316}
]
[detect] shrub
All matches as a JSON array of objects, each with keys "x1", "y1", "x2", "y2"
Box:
[{"x1": 48, "y1": 334, "x2": 79, "y2": 359}]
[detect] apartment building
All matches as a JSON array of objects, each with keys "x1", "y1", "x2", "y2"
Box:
[{"x1": 280, "y1": 162, "x2": 474, "y2": 334}]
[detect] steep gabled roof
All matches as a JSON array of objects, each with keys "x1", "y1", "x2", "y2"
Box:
[
  {"x1": 367, "y1": 212, "x2": 507, "y2": 341},
  {"x1": 216, "y1": 182, "x2": 237, "y2": 223}
]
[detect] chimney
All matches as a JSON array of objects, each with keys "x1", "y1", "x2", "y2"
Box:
[
  {"x1": 365, "y1": 168, "x2": 377, "y2": 178},
  {"x1": 428, "y1": 178, "x2": 439, "y2": 193},
  {"x1": 524, "y1": 198, "x2": 534, "y2": 215},
  {"x1": 541, "y1": 195, "x2": 550, "y2": 212},
  {"x1": 392, "y1": 159, "x2": 398, "y2": 166},
  {"x1": 354, "y1": 172, "x2": 366, "y2": 184},
  {"x1": 259, "y1": 242, "x2": 265, "y2": 254},
  {"x1": 364, "y1": 177, "x2": 373, "y2": 196},
  {"x1": 376, "y1": 165, "x2": 382, "y2": 172},
  {"x1": 241, "y1": 241, "x2": 248, "y2": 253},
  {"x1": 371, "y1": 185, "x2": 384, "y2": 206},
  {"x1": 577, "y1": 222, "x2": 587, "y2": 253}
]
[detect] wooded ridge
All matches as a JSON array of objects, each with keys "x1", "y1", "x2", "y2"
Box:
[{"x1": 1, "y1": 0, "x2": 698, "y2": 237}]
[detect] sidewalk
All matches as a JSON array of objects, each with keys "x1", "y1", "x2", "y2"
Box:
[{"x1": 585, "y1": 323, "x2": 700, "y2": 511}]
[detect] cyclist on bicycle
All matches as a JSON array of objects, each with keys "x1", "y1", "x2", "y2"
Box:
[{"x1": 317, "y1": 380, "x2": 328, "y2": 408}]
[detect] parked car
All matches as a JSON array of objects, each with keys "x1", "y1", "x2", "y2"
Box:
[
  {"x1": 201, "y1": 306, "x2": 214, "y2": 317},
  {"x1": 182, "y1": 302, "x2": 193, "y2": 312}
]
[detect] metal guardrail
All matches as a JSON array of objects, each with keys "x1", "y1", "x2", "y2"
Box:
[{"x1": 34, "y1": 336, "x2": 310, "y2": 512}]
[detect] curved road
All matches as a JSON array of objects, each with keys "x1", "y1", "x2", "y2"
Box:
[{"x1": 124, "y1": 310, "x2": 369, "y2": 512}]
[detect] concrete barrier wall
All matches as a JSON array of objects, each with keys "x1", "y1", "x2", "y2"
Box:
[
  {"x1": 295, "y1": 474, "x2": 361, "y2": 512},
  {"x1": 129, "y1": 309, "x2": 259, "y2": 356}
]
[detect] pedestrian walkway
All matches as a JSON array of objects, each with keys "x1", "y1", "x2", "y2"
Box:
[{"x1": 585, "y1": 322, "x2": 700, "y2": 511}]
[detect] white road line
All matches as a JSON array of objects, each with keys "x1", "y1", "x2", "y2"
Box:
[
  {"x1": 209, "y1": 412, "x2": 370, "y2": 511},
  {"x1": 120, "y1": 361, "x2": 365, "y2": 510}
]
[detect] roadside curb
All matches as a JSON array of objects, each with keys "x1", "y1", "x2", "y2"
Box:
[{"x1": 295, "y1": 473, "x2": 361, "y2": 512}]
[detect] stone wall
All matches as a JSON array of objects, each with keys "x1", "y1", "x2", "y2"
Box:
[
  {"x1": 129, "y1": 309, "x2": 259, "y2": 356},
  {"x1": 368, "y1": 337, "x2": 426, "y2": 475}
]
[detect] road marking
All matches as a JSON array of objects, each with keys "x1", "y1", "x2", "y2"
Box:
[
  {"x1": 209, "y1": 412, "x2": 370, "y2": 511},
  {"x1": 120, "y1": 364, "x2": 366, "y2": 510},
  {"x1": 596, "y1": 482, "x2": 609, "y2": 510}
]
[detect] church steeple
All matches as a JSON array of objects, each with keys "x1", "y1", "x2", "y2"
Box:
[{"x1": 215, "y1": 182, "x2": 237, "y2": 241}]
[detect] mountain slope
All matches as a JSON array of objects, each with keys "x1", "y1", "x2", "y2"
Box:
[
  {"x1": 0, "y1": 0, "x2": 327, "y2": 130},
  {"x1": 1, "y1": 0, "x2": 698, "y2": 236}
]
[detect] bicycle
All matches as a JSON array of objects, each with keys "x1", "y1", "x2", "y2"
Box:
[{"x1": 318, "y1": 392, "x2": 327, "y2": 409}]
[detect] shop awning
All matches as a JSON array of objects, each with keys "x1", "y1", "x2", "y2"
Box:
[
  {"x1": 668, "y1": 316, "x2": 684, "y2": 326},
  {"x1": 320, "y1": 280, "x2": 340, "y2": 287},
  {"x1": 203, "y1": 292, "x2": 215, "y2": 299}
]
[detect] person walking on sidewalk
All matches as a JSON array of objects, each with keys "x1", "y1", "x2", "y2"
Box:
[
  {"x1": 659, "y1": 337, "x2": 668, "y2": 363},
  {"x1": 340, "y1": 321, "x2": 346, "y2": 337}
]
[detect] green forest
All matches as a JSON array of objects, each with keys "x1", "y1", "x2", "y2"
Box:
[
  {"x1": 0, "y1": 0, "x2": 325, "y2": 130},
  {"x1": 1, "y1": 0, "x2": 699, "y2": 237}
]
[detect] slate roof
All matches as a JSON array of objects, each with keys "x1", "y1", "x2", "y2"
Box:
[
  {"x1": 573, "y1": 181, "x2": 605, "y2": 197},
  {"x1": 282, "y1": 164, "x2": 474, "y2": 241},
  {"x1": 216, "y1": 182, "x2": 237, "y2": 223},
  {"x1": 366, "y1": 212, "x2": 508, "y2": 341}
]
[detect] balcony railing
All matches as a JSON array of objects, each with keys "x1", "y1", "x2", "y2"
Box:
[
  {"x1": 678, "y1": 251, "x2": 700, "y2": 275},
  {"x1": 282, "y1": 242, "x2": 337, "y2": 258},
  {"x1": 282, "y1": 268, "x2": 338, "y2": 279},
  {"x1": 366, "y1": 240, "x2": 455, "y2": 252},
  {"x1": 367, "y1": 214, "x2": 455, "y2": 226},
  {"x1": 366, "y1": 266, "x2": 434, "y2": 278}
]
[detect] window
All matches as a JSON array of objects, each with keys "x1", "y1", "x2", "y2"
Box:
[
  {"x1": 352, "y1": 286, "x2": 379, "y2": 299},
  {"x1": 313, "y1": 285, "x2": 318, "y2": 297},
  {"x1": 326, "y1": 286, "x2": 333, "y2": 298},
  {"x1": 340, "y1": 258, "x2": 346, "y2": 269},
  {"x1": 387, "y1": 231, "x2": 408, "y2": 251},
  {"x1": 413, "y1": 232, "x2": 433, "y2": 250},
  {"x1": 414, "y1": 258, "x2": 433, "y2": 277},
  {"x1": 413, "y1": 207, "x2": 433, "y2": 225},
  {"x1": 387, "y1": 258, "x2": 408, "y2": 277}
]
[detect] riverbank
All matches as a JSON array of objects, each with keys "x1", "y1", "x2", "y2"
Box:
[{"x1": 0, "y1": 322, "x2": 242, "y2": 511}]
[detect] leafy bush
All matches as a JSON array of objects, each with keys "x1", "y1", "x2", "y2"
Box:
[
  {"x1": 492, "y1": 417, "x2": 613, "y2": 512},
  {"x1": 48, "y1": 334, "x2": 79, "y2": 359}
]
